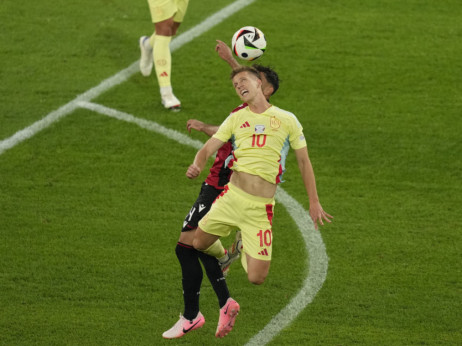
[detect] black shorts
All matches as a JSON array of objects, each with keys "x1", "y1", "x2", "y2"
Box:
[{"x1": 182, "y1": 182, "x2": 223, "y2": 232}]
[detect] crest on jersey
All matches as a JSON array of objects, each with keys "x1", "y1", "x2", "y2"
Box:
[
  {"x1": 270, "y1": 116, "x2": 281, "y2": 129},
  {"x1": 255, "y1": 125, "x2": 265, "y2": 134}
]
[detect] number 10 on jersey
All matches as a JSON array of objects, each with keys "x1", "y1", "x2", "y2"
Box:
[
  {"x1": 257, "y1": 229, "x2": 272, "y2": 247},
  {"x1": 252, "y1": 134, "x2": 267, "y2": 148}
]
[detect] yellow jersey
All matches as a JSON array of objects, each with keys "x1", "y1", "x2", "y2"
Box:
[{"x1": 213, "y1": 105, "x2": 307, "y2": 184}]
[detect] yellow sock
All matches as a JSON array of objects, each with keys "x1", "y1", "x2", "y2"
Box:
[
  {"x1": 153, "y1": 34, "x2": 172, "y2": 87},
  {"x1": 203, "y1": 240, "x2": 226, "y2": 259},
  {"x1": 149, "y1": 33, "x2": 155, "y2": 49}
]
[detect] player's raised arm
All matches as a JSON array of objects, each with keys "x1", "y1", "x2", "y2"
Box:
[
  {"x1": 186, "y1": 137, "x2": 225, "y2": 179},
  {"x1": 294, "y1": 147, "x2": 333, "y2": 230},
  {"x1": 215, "y1": 40, "x2": 241, "y2": 70}
]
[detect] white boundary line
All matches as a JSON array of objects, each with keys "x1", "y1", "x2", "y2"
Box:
[
  {"x1": 0, "y1": 0, "x2": 256, "y2": 156},
  {"x1": 78, "y1": 101, "x2": 329, "y2": 345},
  {"x1": 247, "y1": 188, "x2": 329, "y2": 345},
  {"x1": 77, "y1": 101, "x2": 204, "y2": 150}
]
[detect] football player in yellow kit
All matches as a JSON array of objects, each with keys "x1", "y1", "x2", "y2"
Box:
[
  {"x1": 187, "y1": 66, "x2": 332, "y2": 285},
  {"x1": 139, "y1": 0, "x2": 189, "y2": 111}
]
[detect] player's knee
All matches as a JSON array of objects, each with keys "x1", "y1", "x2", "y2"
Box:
[
  {"x1": 171, "y1": 22, "x2": 181, "y2": 35},
  {"x1": 178, "y1": 229, "x2": 195, "y2": 246},
  {"x1": 155, "y1": 19, "x2": 175, "y2": 36},
  {"x1": 247, "y1": 272, "x2": 267, "y2": 285},
  {"x1": 192, "y1": 238, "x2": 204, "y2": 251}
]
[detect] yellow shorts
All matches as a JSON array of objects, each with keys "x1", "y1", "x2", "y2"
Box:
[
  {"x1": 147, "y1": 0, "x2": 189, "y2": 23},
  {"x1": 198, "y1": 183, "x2": 275, "y2": 261}
]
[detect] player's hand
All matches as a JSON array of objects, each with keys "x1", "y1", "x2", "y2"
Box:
[
  {"x1": 186, "y1": 164, "x2": 201, "y2": 179},
  {"x1": 215, "y1": 40, "x2": 233, "y2": 62},
  {"x1": 187, "y1": 119, "x2": 204, "y2": 133},
  {"x1": 309, "y1": 202, "x2": 333, "y2": 230}
]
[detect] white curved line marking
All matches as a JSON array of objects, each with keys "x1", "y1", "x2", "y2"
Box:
[
  {"x1": 246, "y1": 188, "x2": 329, "y2": 345},
  {"x1": 78, "y1": 101, "x2": 329, "y2": 345}
]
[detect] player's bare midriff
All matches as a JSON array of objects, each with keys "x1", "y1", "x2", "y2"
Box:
[{"x1": 230, "y1": 171, "x2": 276, "y2": 199}]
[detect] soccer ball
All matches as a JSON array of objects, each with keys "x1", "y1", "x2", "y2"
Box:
[{"x1": 231, "y1": 26, "x2": 266, "y2": 61}]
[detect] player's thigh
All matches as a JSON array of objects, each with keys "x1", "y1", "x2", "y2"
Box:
[
  {"x1": 181, "y1": 183, "x2": 222, "y2": 233},
  {"x1": 193, "y1": 227, "x2": 220, "y2": 250},
  {"x1": 240, "y1": 204, "x2": 274, "y2": 261},
  {"x1": 197, "y1": 187, "x2": 237, "y2": 240},
  {"x1": 178, "y1": 229, "x2": 195, "y2": 245}
]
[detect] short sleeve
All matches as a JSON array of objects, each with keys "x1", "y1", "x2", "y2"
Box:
[
  {"x1": 289, "y1": 116, "x2": 307, "y2": 150},
  {"x1": 213, "y1": 114, "x2": 234, "y2": 143}
]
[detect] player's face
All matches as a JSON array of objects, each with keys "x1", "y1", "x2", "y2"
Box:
[{"x1": 232, "y1": 71, "x2": 262, "y2": 102}]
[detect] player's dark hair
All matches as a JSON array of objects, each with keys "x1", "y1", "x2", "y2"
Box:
[
  {"x1": 252, "y1": 64, "x2": 280, "y2": 96},
  {"x1": 230, "y1": 66, "x2": 261, "y2": 81}
]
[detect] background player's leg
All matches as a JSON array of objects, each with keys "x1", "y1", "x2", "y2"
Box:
[{"x1": 153, "y1": 18, "x2": 181, "y2": 110}]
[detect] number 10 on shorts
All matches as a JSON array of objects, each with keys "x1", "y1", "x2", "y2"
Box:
[{"x1": 257, "y1": 229, "x2": 272, "y2": 247}]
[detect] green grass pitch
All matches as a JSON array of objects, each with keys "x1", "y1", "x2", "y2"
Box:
[{"x1": 1, "y1": 0, "x2": 461, "y2": 344}]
